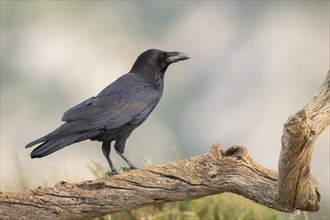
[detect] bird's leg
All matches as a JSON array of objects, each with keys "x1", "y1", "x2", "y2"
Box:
[
  {"x1": 114, "y1": 136, "x2": 137, "y2": 171},
  {"x1": 116, "y1": 151, "x2": 137, "y2": 171},
  {"x1": 101, "y1": 141, "x2": 118, "y2": 176}
]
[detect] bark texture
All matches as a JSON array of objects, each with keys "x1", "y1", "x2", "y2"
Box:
[
  {"x1": 277, "y1": 70, "x2": 330, "y2": 211},
  {"x1": 1, "y1": 70, "x2": 329, "y2": 220}
]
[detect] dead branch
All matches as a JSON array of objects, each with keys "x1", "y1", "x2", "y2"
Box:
[{"x1": 1, "y1": 70, "x2": 329, "y2": 220}]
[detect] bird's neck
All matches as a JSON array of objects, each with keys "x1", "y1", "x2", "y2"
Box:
[
  {"x1": 154, "y1": 71, "x2": 164, "y2": 93},
  {"x1": 133, "y1": 69, "x2": 166, "y2": 93}
]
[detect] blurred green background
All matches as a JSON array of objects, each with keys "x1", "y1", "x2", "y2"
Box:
[{"x1": 1, "y1": 1, "x2": 329, "y2": 219}]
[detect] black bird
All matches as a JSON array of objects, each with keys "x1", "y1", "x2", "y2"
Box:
[{"x1": 26, "y1": 49, "x2": 189, "y2": 175}]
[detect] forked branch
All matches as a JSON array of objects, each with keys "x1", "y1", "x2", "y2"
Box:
[{"x1": 1, "y1": 70, "x2": 329, "y2": 220}]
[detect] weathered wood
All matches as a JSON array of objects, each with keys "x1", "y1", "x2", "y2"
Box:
[
  {"x1": 278, "y1": 70, "x2": 330, "y2": 211},
  {"x1": 1, "y1": 70, "x2": 329, "y2": 220},
  {"x1": 0, "y1": 144, "x2": 279, "y2": 220}
]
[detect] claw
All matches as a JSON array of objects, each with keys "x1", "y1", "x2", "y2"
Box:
[
  {"x1": 106, "y1": 170, "x2": 119, "y2": 177},
  {"x1": 120, "y1": 166, "x2": 137, "y2": 172}
]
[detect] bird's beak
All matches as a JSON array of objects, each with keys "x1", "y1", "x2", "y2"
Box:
[{"x1": 166, "y1": 51, "x2": 190, "y2": 64}]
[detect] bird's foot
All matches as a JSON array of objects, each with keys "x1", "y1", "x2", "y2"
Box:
[
  {"x1": 120, "y1": 166, "x2": 137, "y2": 172},
  {"x1": 106, "y1": 170, "x2": 119, "y2": 177}
]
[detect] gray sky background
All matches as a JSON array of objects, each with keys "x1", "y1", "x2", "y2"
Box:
[{"x1": 1, "y1": 1, "x2": 329, "y2": 217}]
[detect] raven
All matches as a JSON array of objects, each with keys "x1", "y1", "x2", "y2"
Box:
[{"x1": 26, "y1": 49, "x2": 189, "y2": 175}]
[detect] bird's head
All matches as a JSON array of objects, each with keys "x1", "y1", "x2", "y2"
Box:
[{"x1": 130, "y1": 49, "x2": 190, "y2": 77}]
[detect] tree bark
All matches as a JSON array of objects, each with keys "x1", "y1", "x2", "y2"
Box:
[{"x1": 1, "y1": 70, "x2": 329, "y2": 220}]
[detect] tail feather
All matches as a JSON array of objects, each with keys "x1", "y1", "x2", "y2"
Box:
[
  {"x1": 30, "y1": 130, "x2": 100, "y2": 158},
  {"x1": 31, "y1": 134, "x2": 81, "y2": 158},
  {"x1": 25, "y1": 136, "x2": 48, "y2": 148},
  {"x1": 26, "y1": 120, "x2": 101, "y2": 149}
]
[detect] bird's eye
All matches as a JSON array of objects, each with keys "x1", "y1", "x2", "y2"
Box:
[{"x1": 159, "y1": 54, "x2": 166, "y2": 61}]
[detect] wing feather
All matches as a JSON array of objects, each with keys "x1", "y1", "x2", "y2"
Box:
[{"x1": 61, "y1": 84, "x2": 159, "y2": 130}]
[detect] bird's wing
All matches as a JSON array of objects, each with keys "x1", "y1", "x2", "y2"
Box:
[{"x1": 61, "y1": 86, "x2": 159, "y2": 130}]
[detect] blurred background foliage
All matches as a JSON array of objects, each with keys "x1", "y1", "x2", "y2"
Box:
[{"x1": 1, "y1": 1, "x2": 329, "y2": 219}]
